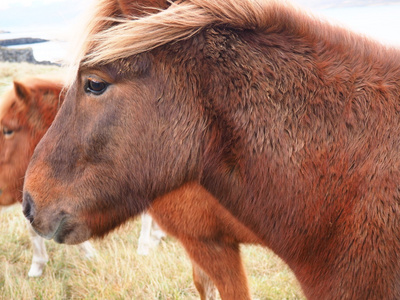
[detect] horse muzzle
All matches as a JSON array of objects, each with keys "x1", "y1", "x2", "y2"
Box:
[{"x1": 22, "y1": 191, "x2": 91, "y2": 244}]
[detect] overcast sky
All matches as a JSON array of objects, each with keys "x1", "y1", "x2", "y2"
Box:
[
  {"x1": 0, "y1": 0, "x2": 68, "y2": 10},
  {"x1": 0, "y1": 0, "x2": 91, "y2": 32},
  {"x1": 1, "y1": 0, "x2": 400, "y2": 46}
]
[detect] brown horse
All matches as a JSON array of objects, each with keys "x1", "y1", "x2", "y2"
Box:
[
  {"x1": 0, "y1": 78, "x2": 96, "y2": 277},
  {"x1": 1, "y1": 78, "x2": 260, "y2": 298},
  {"x1": 22, "y1": 0, "x2": 400, "y2": 299}
]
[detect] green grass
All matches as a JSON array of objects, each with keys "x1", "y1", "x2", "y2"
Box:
[{"x1": 0, "y1": 62, "x2": 305, "y2": 299}]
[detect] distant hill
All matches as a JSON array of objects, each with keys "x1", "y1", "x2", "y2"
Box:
[{"x1": 0, "y1": 38, "x2": 49, "y2": 47}]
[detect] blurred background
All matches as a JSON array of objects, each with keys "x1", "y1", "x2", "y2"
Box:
[{"x1": 0, "y1": 0, "x2": 400, "y2": 64}]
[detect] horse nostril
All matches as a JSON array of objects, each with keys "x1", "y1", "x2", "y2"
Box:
[{"x1": 22, "y1": 192, "x2": 36, "y2": 223}]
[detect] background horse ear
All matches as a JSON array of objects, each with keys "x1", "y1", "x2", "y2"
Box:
[
  {"x1": 116, "y1": 0, "x2": 171, "y2": 16},
  {"x1": 13, "y1": 81, "x2": 31, "y2": 103}
]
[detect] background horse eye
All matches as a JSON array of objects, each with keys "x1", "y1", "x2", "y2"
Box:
[
  {"x1": 86, "y1": 79, "x2": 108, "y2": 95},
  {"x1": 2, "y1": 127, "x2": 14, "y2": 138}
]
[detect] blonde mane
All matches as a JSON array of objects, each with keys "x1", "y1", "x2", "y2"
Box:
[
  {"x1": 66, "y1": 0, "x2": 389, "y2": 87},
  {"x1": 71, "y1": 0, "x2": 303, "y2": 68}
]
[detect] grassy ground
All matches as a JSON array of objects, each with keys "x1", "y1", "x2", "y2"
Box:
[
  {"x1": 0, "y1": 62, "x2": 305, "y2": 299},
  {"x1": 0, "y1": 62, "x2": 63, "y2": 95}
]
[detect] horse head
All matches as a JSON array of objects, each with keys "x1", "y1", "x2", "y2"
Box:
[{"x1": 23, "y1": 0, "x2": 211, "y2": 244}]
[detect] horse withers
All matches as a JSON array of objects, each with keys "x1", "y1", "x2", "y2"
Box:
[
  {"x1": 0, "y1": 78, "x2": 96, "y2": 277},
  {"x1": 23, "y1": 0, "x2": 400, "y2": 299}
]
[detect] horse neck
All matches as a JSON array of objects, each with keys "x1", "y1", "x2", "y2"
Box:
[
  {"x1": 201, "y1": 21, "x2": 400, "y2": 159},
  {"x1": 197, "y1": 19, "x2": 400, "y2": 256}
]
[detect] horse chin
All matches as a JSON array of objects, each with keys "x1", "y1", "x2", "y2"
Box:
[
  {"x1": 51, "y1": 217, "x2": 92, "y2": 245},
  {"x1": 31, "y1": 213, "x2": 91, "y2": 245}
]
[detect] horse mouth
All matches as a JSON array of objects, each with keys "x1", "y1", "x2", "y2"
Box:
[
  {"x1": 31, "y1": 214, "x2": 68, "y2": 240},
  {"x1": 31, "y1": 214, "x2": 90, "y2": 244},
  {"x1": 52, "y1": 216, "x2": 79, "y2": 244},
  {"x1": 51, "y1": 216, "x2": 68, "y2": 241}
]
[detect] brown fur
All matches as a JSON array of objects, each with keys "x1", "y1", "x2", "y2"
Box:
[{"x1": 23, "y1": 0, "x2": 400, "y2": 299}]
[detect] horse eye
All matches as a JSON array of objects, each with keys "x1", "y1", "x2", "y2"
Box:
[
  {"x1": 2, "y1": 127, "x2": 14, "y2": 138},
  {"x1": 85, "y1": 78, "x2": 108, "y2": 95}
]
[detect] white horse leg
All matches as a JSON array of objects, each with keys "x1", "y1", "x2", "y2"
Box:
[
  {"x1": 77, "y1": 241, "x2": 96, "y2": 259},
  {"x1": 151, "y1": 219, "x2": 166, "y2": 241},
  {"x1": 27, "y1": 221, "x2": 48, "y2": 277},
  {"x1": 137, "y1": 213, "x2": 154, "y2": 255}
]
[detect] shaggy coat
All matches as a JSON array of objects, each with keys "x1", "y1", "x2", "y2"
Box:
[{"x1": 23, "y1": 0, "x2": 400, "y2": 299}]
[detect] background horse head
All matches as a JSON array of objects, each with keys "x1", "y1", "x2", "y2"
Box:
[
  {"x1": 0, "y1": 77, "x2": 63, "y2": 206},
  {"x1": 23, "y1": 0, "x2": 400, "y2": 299}
]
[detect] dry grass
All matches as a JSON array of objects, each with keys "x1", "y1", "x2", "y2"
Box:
[
  {"x1": 0, "y1": 62, "x2": 305, "y2": 299},
  {"x1": 0, "y1": 206, "x2": 304, "y2": 299},
  {"x1": 0, "y1": 62, "x2": 63, "y2": 95}
]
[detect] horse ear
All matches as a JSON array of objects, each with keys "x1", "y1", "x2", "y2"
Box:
[
  {"x1": 117, "y1": 0, "x2": 171, "y2": 16},
  {"x1": 13, "y1": 81, "x2": 31, "y2": 103}
]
